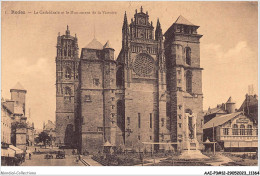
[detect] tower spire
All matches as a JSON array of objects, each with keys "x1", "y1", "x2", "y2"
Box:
[
  {"x1": 155, "y1": 18, "x2": 163, "y2": 41},
  {"x1": 66, "y1": 25, "x2": 70, "y2": 36},
  {"x1": 122, "y1": 11, "x2": 128, "y2": 29},
  {"x1": 140, "y1": 6, "x2": 143, "y2": 13}
]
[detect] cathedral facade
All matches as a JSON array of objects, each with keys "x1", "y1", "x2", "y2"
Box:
[{"x1": 55, "y1": 7, "x2": 204, "y2": 153}]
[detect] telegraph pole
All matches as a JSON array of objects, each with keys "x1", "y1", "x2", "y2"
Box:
[{"x1": 213, "y1": 123, "x2": 215, "y2": 155}]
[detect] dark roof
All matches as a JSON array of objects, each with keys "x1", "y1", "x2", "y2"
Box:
[
  {"x1": 239, "y1": 95, "x2": 258, "y2": 110},
  {"x1": 203, "y1": 112, "x2": 242, "y2": 129},
  {"x1": 2, "y1": 102, "x2": 14, "y2": 114},
  {"x1": 226, "y1": 96, "x2": 235, "y2": 104},
  {"x1": 2, "y1": 103, "x2": 13, "y2": 114},
  {"x1": 204, "y1": 107, "x2": 226, "y2": 116},
  {"x1": 164, "y1": 15, "x2": 199, "y2": 36}
]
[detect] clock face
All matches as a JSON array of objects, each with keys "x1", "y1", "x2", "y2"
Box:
[{"x1": 133, "y1": 54, "x2": 154, "y2": 77}]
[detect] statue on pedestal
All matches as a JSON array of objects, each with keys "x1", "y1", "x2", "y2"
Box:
[{"x1": 179, "y1": 111, "x2": 208, "y2": 159}]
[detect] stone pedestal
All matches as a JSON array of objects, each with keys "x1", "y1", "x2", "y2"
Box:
[{"x1": 179, "y1": 113, "x2": 208, "y2": 159}]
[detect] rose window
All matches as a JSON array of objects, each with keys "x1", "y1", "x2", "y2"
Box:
[{"x1": 133, "y1": 54, "x2": 154, "y2": 77}]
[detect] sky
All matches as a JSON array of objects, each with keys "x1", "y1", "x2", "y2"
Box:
[{"x1": 1, "y1": 1, "x2": 258, "y2": 129}]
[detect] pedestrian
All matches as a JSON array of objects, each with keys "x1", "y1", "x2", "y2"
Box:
[
  {"x1": 35, "y1": 148, "x2": 36, "y2": 152},
  {"x1": 29, "y1": 153, "x2": 31, "y2": 160}
]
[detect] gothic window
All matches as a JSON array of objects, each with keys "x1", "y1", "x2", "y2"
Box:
[
  {"x1": 68, "y1": 49, "x2": 71, "y2": 57},
  {"x1": 185, "y1": 47, "x2": 191, "y2": 65},
  {"x1": 64, "y1": 87, "x2": 71, "y2": 102},
  {"x1": 64, "y1": 87, "x2": 71, "y2": 96},
  {"x1": 65, "y1": 67, "x2": 71, "y2": 79},
  {"x1": 150, "y1": 113, "x2": 152, "y2": 129},
  {"x1": 117, "y1": 100, "x2": 125, "y2": 132},
  {"x1": 232, "y1": 124, "x2": 238, "y2": 135},
  {"x1": 116, "y1": 67, "x2": 124, "y2": 87},
  {"x1": 240, "y1": 124, "x2": 245, "y2": 135},
  {"x1": 247, "y1": 125, "x2": 252, "y2": 135},
  {"x1": 186, "y1": 70, "x2": 192, "y2": 93},
  {"x1": 138, "y1": 113, "x2": 141, "y2": 128},
  {"x1": 127, "y1": 117, "x2": 130, "y2": 125}
]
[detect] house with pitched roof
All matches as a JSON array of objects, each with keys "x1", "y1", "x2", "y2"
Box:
[{"x1": 203, "y1": 96, "x2": 258, "y2": 152}]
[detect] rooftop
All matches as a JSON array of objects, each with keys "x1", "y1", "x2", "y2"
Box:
[
  {"x1": 11, "y1": 82, "x2": 26, "y2": 91},
  {"x1": 203, "y1": 112, "x2": 242, "y2": 129},
  {"x1": 103, "y1": 40, "x2": 113, "y2": 49},
  {"x1": 174, "y1": 15, "x2": 195, "y2": 26},
  {"x1": 84, "y1": 38, "x2": 104, "y2": 50}
]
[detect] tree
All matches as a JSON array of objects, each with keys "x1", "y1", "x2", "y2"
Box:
[{"x1": 38, "y1": 132, "x2": 51, "y2": 148}]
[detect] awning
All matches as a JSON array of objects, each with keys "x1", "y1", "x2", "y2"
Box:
[
  {"x1": 9, "y1": 145, "x2": 24, "y2": 154},
  {"x1": 1, "y1": 148, "x2": 15, "y2": 157}
]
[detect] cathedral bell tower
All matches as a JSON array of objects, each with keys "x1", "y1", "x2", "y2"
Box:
[
  {"x1": 55, "y1": 25, "x2": 79, "y2": 147},
  {"x1": 164, "y1": 16, "x2": 204, "y2": 150}
]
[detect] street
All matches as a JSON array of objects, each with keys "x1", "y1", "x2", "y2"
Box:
[{"x1": 21, "y1": 154, "x2": 84, "y2": 166}]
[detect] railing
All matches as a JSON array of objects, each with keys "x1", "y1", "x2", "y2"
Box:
[{"x1": 220, "y1": 135, "x2": 258, "y2": 141}]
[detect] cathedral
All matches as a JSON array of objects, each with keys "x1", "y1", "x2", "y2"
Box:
[{"x1": 55, "y1": 7, "x2": 204, "y2": 153}]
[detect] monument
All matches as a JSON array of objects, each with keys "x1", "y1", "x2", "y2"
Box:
[{"x1": 179, "y1": 112, "x2": 208, "y2": 159}]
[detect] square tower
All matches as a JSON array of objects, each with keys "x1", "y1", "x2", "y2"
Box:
[
  {"x1": 164, "y1": 16, "x2": 204, "y2": 150},
  {"x1": 55, "y1": 26, "x2": 79, "y2": 146}
]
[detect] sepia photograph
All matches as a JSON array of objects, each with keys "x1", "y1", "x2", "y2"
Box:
[{"x1": 1, "y1": 1, "x2": 259, "y2": 175}]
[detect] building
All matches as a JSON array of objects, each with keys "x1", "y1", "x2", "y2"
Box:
[
  {"x1": 55, "y1": 7, "x2": 204, "y2": 153},
  {"x1": 203, "y1": 97, "x2": 258, "y2": 152},
  {"x1": 2, "y1": 82, "x2": 28, "y2": 151},
  {"x1": 26, "y1": 122, "x2": 35, "y2": 146},
  {"x1": 239, "y1": 94, "x2": 258, "y2": 123},
  {"x1": 1, "y1": 99, "x2": 13, "y2": 144},
  {"x1": 204, "y1": 97, "x2": 235, "y2": 124},
  {"x1": 43, "y1": 120, "x2": 56, "y2": 145}
]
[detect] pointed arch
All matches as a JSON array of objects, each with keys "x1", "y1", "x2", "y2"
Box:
[
  {"x1": 65, "y1": 67, "x2": 71, "y2": 79},
  {"x1": 185, "y1": 47, "x2": 191, "y2": 65},
  {"x1": 186, "y1": 70, "x2": 192, "y2": 93},
  {"x1": 64, "y1": 87, "x2": 71, "y2": 96},
  {"x1": 116, "y1": 66, "x2": 124, "y2": 88}
]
